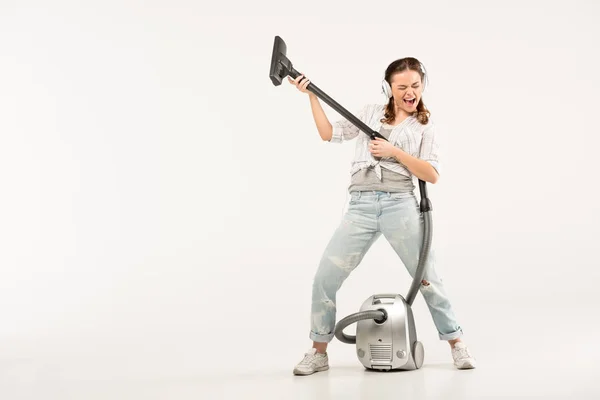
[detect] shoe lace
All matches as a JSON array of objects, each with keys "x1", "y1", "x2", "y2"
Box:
[
  {"x1": 454, "y1": 347, "x2": 471, "y2": 359},
  {"x1": 300, "y1": 353, "x2": 318, "y2": 365}
]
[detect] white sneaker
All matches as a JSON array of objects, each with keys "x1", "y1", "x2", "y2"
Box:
[
  {"x1": 293, "y1": 348, "x2": 329, "y2": 375},
  {"x1": 452, "y1": 342, "x2": 476, "y2": 369}
]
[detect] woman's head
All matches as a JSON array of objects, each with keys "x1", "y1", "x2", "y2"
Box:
[{"x1": 381, "y1": 57, "x2": 430, "y2": 125}]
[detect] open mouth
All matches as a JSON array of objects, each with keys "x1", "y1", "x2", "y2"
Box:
[{"x1": 403, "y1": 98, "x2": 416, "y2": 106}]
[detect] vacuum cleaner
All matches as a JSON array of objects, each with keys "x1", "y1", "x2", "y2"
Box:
[{"x1": 269, "y1": 36, "x2": 433, "y2": 371}]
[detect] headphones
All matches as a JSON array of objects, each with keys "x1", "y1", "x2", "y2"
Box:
[
  {"x1": 381, "y1": 61, "x2": 428, "y2": 99},
  {"x1": 381, "y1": 79, "x2": 393, "y2": 99}
]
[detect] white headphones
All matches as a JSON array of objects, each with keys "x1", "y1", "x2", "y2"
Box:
[
  {"x1": 381, "y1": 79, "x2": 393, "y2": 99},
  {"x1": 381, "y1": 62, "x2": 428, "y2": 99}
]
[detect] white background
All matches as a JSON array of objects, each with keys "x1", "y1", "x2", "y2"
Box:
[{"x1": 1, "y1": 0, "x2": 599, "y2": 398}]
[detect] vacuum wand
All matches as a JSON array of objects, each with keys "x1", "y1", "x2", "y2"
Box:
[
  {"x1": 288, "y1": 70, "x2": 386, "y2": 141},
  {"x1": 289, "y1": 67, "x2": 431, "y2": 213}
]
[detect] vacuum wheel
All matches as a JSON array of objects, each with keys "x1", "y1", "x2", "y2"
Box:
[{"x1": 413, "y1": 341, "x2": 424, "y2": 369}]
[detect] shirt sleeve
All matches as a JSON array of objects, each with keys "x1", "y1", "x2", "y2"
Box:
[
  {"x1": 419, "y1": 122, "x2": 441, "y2": 174},
  {"x1": 329, "y1": 104, "x2": 370, "y2": 143}
]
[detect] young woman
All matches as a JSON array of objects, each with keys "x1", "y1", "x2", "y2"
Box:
[{"x1": 289, "y1": 58, "x2": 476, "y2": 375}]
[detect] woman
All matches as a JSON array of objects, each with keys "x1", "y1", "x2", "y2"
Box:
[{"x1": 289, "y1": 58, "x2": 476, "y2": 375}]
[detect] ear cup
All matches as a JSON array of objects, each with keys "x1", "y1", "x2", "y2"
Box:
[
  {"x1": 420, "y1": 62, "x2": 428, "y2": 92},
  {"x1": 381, "y1": 79, "x2": 392, "y2": 99}
]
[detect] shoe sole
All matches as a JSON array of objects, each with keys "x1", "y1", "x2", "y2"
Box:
[
  {"x1": 455, "y1": 360, "x2": 476, "y2": 369},
  {"x1": 293, "y1": 365, "x2": 329, "y2": 375}
]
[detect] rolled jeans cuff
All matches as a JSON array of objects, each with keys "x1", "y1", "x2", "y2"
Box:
[
  {"x1": 309, "y1": 330, "x2": 335, "y2": 343},
  {"x1": 438, "y1": 327, "x2": 463, "y2": 341}
]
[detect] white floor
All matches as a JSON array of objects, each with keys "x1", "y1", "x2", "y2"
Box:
[
  {"x1": 1, "y1": 331, "x2": 598, "y2": 400},
  {"x1": 0, "y1": 358, "x2": 596, "y2": 400},
  {"x1": 1, "y1": 293, "x2": 598, "y2": 399}
]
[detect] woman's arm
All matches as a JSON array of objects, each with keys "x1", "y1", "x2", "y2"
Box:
[
  {"x1": 308, "y1": 94, "x2": 333, "y2": 141},
  {"x1": 289, "y1": 75, "x2": 366, "y2": 142},
  {"x1": 392, "y1": 148, "x2": 439, "y2": 184}
]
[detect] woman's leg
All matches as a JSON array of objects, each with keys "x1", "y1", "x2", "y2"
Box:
[
  {"x1": 378, "y1": 193, "x2": 476, "y2": 369},
  {"x1": 294, "y1": 192, "x2": 380, "y2": 375},
  {"x1": 310, "y1": 195, "x2": 381, "y2": 347},
  {"x1": 378, "y1": 193, "x2": 463, "y2": 341}
]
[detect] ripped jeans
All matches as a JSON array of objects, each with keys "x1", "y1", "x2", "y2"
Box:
[{"x1": 310, "y1": 190, "x2": 463, "y2": 342}]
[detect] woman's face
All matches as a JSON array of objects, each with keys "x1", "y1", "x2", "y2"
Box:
[{"x1": 390, "y1": 69, "x2": 423, "y2": 114}]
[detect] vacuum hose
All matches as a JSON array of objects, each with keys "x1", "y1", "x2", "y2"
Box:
[
  {"x1": 405, "y1": 209, "x2": 433, "y2": 305},
  {"x1": 334, "y1": 310, "x2": 387, "y2": 344},
  {"x1": 333, "y1": 209, "x2": 432, "y2": 344}
]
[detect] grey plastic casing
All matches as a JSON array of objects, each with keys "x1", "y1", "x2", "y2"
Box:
[{"x1": 355, "y1": 294, "x2": 424, "y2": 371}]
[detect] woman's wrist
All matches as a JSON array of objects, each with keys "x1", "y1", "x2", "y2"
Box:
[{"x1": 393, "y1": 147, "x2": 406, "y2": 162}]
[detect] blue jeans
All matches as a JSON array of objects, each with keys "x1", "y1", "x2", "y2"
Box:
[{"x1": 310, "y1": 190, "x2": 463, "y2": 342}]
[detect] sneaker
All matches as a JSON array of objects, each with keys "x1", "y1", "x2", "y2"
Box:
[
  {"x1": 451, "y1": 342, "x2": 476, "y2": 369},
  {"x1": 293, "y1": 348, "x2": 329, "y2": 375}
]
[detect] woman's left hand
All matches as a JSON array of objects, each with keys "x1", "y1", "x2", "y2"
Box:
[{"x1": 369, "y1": 138, "x2": 397, "y2": 158}]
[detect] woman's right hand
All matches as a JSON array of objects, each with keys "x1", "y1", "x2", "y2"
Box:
[{"x1": 287, "y1": 74, "x2": 313, "y2": 95}]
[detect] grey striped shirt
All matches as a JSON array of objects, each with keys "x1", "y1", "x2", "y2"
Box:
[{"x1": 329, "y1": 103, "x2": 441, "y2": 181}]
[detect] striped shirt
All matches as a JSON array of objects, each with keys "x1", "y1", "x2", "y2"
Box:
[{"x1": 329, "y1": 103, "x2": 441, "y2": 182}]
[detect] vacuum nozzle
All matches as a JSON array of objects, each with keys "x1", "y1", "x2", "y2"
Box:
[{"x1": 269, "y1": 36, "x2": 299, "y2": 86}]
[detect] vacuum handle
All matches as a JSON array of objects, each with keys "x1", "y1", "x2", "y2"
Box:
[
  {"x1": 419, "y1": 180, "x2": 432, "y2": 212},
  {"x1": 372, "y1": 294, "x2": 398, "y2": 304},
  {"x1": 289, "y1": 69, "x2": 386, "y2": 140},
  {"x1": 372, "y1": 294, "x2": 397, "y2": 300}
]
